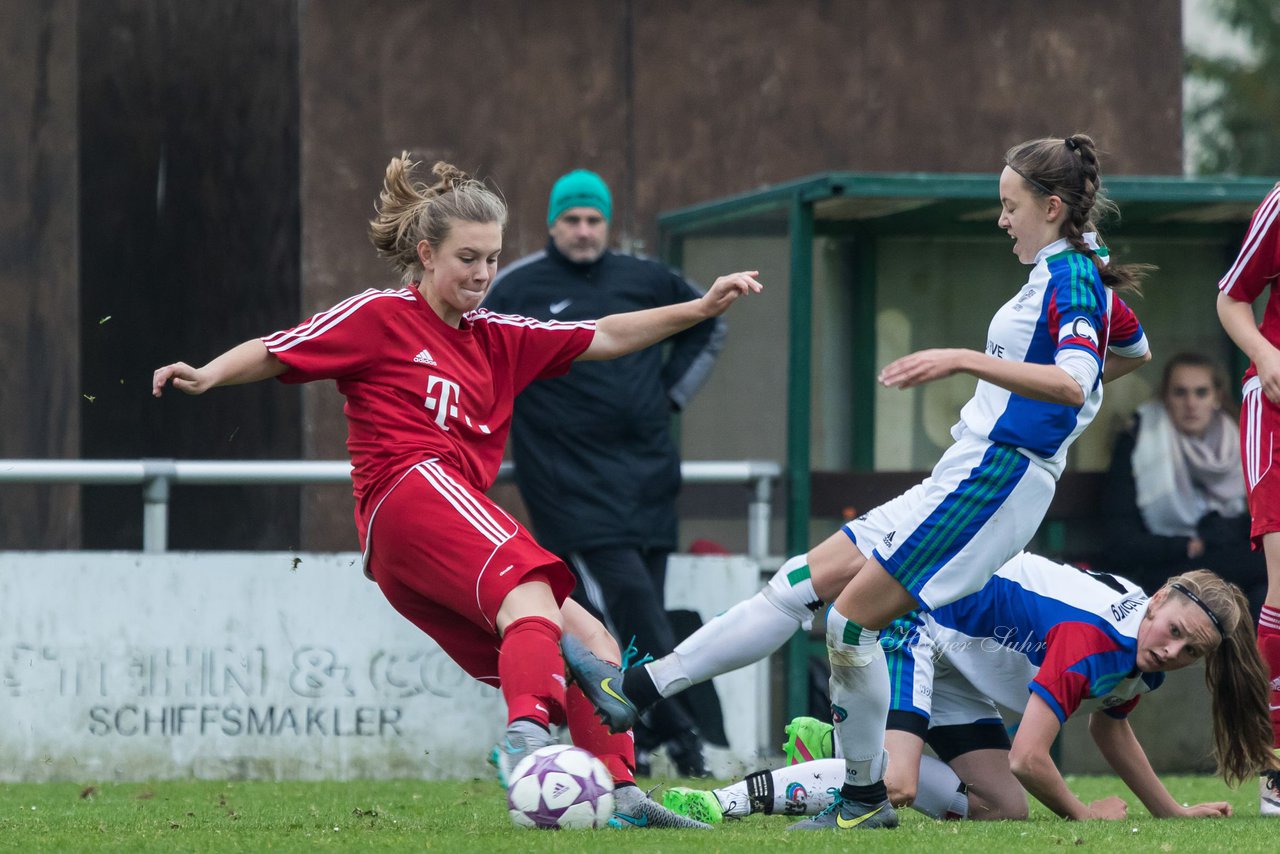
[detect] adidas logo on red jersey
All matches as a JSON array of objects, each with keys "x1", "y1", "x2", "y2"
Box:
[{"x1": 413, "y1": 349, "x2": 436, "y2": 366}]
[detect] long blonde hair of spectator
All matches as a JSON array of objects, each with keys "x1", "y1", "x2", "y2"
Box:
[
  {"x1": 1156, "y1": 569, "x2": 1278, "y2": 784},
  {"x1": 368, "y1": 153, "x2": 507, "y2": 284}
]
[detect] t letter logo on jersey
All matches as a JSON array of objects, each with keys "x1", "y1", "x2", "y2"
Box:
[{"x1": 424, "y1": 376, "x2": 461, "y2": 431}]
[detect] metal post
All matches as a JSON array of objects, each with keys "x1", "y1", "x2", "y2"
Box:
[
  {"x1": 142, "y1": 459, "x2": 176, "y2": 553},
  {"x1": 786, "y1": 192, "x2": 815, "y2": 721},
  {"x1": 747, "y1": 472, "x2": 772, "y2": 563}
]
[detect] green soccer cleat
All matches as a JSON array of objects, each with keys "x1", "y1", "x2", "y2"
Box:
[
  {"x1": 786, "y1": 790, "x2": 898, "y2": 831},
  {"x1": 662, "y1": 787, "x2": 725, "y2": 824},
  {"x1": 782, "y1": 716, "x2": 835, "y2": 765}
]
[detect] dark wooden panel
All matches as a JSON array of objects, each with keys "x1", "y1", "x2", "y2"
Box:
[
  {"x1": 295, "y1": 0, "x2": 1178, "y2": 549},
  {"x1": 77, "y1": 0, "x2": 302, "y2": 549},
  {"x1": 299, "y1": 0, "x2": 633, "y2": 549},
  {"x1": 0, "y1": 0, "x2": 80, "y2": 548},
  {"x1": 632, "y1": 0, "x2": 1183, "y2": 249}
]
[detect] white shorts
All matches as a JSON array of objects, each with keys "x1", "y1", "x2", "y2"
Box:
[
  {"x1": 887, "y1": 627, "x2": 1004, "y2": 727},
  {"x1": 841, "y1": 434, "x2": 1055, "y2": 610}
]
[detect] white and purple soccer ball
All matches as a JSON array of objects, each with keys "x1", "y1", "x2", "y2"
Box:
[{"x1": 506, "y1": 744, "x2": 615, "y2": 829}]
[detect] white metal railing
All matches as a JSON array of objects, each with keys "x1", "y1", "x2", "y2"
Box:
[{"x1": 0, "y1": 459, "x2": 781, "y2": 560}]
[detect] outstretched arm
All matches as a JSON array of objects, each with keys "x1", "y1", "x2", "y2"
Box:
[
  {"x1": 152, "y1": 339, "x2": 286, "y2": 397},
  {"x1": 1089, "y1": 712, "x2": 1230, "y2": 818},
  {"x1": 879, "y1": 349, "x2": 1085, "y2": 406},
  {"x1": 1008, "y1": 695, "x2": 1127, "y2": 820},
  {"x1": 579, "y1": 270, "x2": 762, "y2": 361},
  {"x1": 1218, "y1": 290, "x2": 1280, "y2": 404}
]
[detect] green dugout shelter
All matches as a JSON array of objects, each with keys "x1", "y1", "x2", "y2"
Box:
[{"x1": 657, "y1": 172, "x2": 1276, "y2": 718}]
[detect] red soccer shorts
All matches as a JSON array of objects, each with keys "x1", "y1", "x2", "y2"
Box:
[
  {"x1": 1241, "y1": 377, "x2": 1280, "y2": 545},
  {"x1": 367, "y1": 460, "x2": 575, "y2": 685}
]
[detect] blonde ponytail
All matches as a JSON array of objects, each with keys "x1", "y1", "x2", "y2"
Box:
[
  {"x1": 1160, "y1": 570, "x2": 1278, "y2": 785},
  {"x1": 368, "y1": 153, "x2": 507, "y2": 283}
]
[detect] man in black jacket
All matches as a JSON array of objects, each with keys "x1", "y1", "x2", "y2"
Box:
[{"x1": 484, "y1": 169, "x2": 724, "y2": 775}]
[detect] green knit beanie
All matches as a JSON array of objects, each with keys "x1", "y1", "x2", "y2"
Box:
[{"x1": 547, "y1": 169, "x2": 612, "y2": 227}]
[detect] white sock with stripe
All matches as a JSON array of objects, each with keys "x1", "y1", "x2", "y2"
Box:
[
  {"x1": 646, "y1": 555, "x2": 820, "y2": 697},
  {"x1": 825, "y1": 605, "x2": 889, "y2": 793}
]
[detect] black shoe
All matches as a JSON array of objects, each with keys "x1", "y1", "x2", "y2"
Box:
[{"x1": 667, "y1": 730, "x2": 711, "y2": 778}]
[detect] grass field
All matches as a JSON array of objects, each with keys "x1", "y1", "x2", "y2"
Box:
[{"x1": 1, "y1": 773, "x2": 1276, "y2": 853}]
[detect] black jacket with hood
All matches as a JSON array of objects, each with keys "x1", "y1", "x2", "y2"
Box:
[{"x1": 482, "y1": 240, "x2": 725, "y2": 554}]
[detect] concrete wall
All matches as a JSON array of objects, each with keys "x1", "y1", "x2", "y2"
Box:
[
  {"x1": 0, "y1": 551, "x2": 767, "y2": 782},
  {"x1": 0, "y1": 548, "x2": 1216, "y2": 781}
]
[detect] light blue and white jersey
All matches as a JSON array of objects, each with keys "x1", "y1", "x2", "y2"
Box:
[{"x1": 954, "y1": 234, "x2": 1149, "y2": 479}]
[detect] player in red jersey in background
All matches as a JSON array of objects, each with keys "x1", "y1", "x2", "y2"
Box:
[
  {"x1": 1216, "y1": 181, "x2": 1280, "y2": 815},
  {"x1": 152, "y1": 153, "x2": 762, "y2": 829}
]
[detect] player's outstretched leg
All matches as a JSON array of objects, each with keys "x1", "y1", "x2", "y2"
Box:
[
  {"x1": 623, "y1": 555, "x2": 822, "y2": 714},
  {"x1": 562, "y1": 633, "x2": 638, "y2": 734},
  {"x1": 611, "y1": 784, "x2": 712, "y2": 829}
]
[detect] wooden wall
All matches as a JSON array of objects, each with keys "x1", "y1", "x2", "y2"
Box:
[
  {"x1": 296, "y1": 0, "x2": 1183, "y2": 548},
  {"x1": 2, "y1": 0, "x2": 1184, "y2": 550},
  {"x1": 1, "y1": 0, "x2": 80, "y2": 548}
]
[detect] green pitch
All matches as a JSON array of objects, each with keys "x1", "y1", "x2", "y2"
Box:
[{"x1": 0, "y1": 774, "x2": 1274, "y2": 853}]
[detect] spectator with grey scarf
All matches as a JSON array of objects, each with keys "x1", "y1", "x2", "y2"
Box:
[{"x1": 1102, "y1": 352, "x2": 1266, "y2": 617}]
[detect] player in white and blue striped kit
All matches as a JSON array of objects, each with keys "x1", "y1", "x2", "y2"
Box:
[{"x1": 623, "y1": 135, "x2": 1154, "y2": 829}]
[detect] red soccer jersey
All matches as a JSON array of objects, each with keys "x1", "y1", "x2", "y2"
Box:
[
  {"x1": 1219, "y1": 184, "x2": 1280, "y2": 382},
  {"x1": 262, "y1": 287, "x2": 596, "y2": 551}
]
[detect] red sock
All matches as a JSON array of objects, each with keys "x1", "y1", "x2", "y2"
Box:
[
  {"x1": 1258, "y1": 606, "x2": 1280, "y2": 748},
  {"x1": 498, "y1": 616, "x2": 566, "y2": 729},
  {"x1": 566, "y1": 682, "x2": 635, "y2": 785}
]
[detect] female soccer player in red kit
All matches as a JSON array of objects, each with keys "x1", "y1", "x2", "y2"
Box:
[
  {"x1": 1217, "y1": 181, "x2": 1280, "y2": 815},
  {"x1": 153, "y1": 154, "x2": 762, "y2": 829}
]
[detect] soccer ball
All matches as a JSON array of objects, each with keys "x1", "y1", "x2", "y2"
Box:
[{"x1": 506, "y1": 744, "x2": 615, "y2": 829}]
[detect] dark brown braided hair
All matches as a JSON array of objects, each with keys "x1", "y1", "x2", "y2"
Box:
[{"x1": 1005, "y1": 135, "x2": 1153, "y2": 295}]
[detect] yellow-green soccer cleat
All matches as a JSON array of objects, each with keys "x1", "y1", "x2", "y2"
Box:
[
  {"x1": 662, "y1": 787, "x2": 724, "y2": 824},
  {"x1": 782, "y1": 716, "x2": 835, "y2": 765},
  {"x1": 787, "y1": 790, "x2": 899, "y2": 831}
]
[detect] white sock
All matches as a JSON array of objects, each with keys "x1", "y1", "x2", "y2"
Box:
[
  {"x1": 825, "y1": 606, "x2": 889, "y2": 788},
  {"x1": 646, "y1": 555, "x2": 819, "y2": 697},
  {"x1": 911, "y1": 754, "x2": 969, "y2": 819},
  {"x1": 719, "y1": 759, "x2": 846, "y2": 816}
]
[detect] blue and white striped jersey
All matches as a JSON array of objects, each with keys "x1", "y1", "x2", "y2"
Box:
[{"x1": 954, "y1": 235, "x2": 1148, "y2": 478}]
